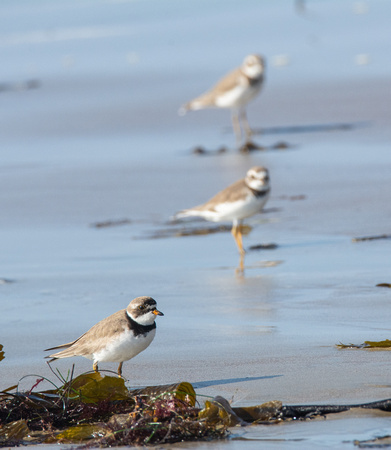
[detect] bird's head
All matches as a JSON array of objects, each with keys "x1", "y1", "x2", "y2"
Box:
[
  {"x1": 242, "y1": 54, "x2": 265, "y2": 79},
  {"x1": 245, "y1": 166, "x2": 270, "y2": 192},
  {"x1": 127, "y1": 296, "x2": 164, "y2": 326}
]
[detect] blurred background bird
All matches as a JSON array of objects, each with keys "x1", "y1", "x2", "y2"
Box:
[
  {"x1": 174, "y1": 166, "x2": 270, "y2": 271},
  {"x1": 179, "y1": 54, "x2": 265, "y2": 147}
]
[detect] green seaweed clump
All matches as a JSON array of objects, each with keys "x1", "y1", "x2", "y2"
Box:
[
  {"x1": 0, "y1": 371, "x2": 227, "y2": 447},
  {"x1": 337, "y1": 339, "x2": 391, "y2": 349},
  {"x1": 91, "y1": 395, "x2": 226, "y2": 447}
]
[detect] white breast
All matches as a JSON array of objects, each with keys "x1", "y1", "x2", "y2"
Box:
[
  {"x1": 213, "y1": 193, "x2": 268, "y2": 221},
  {"x1": 215, "y1": 82, "x2": 261, "y2": 109},
  {"x1": 93, "y1": 328, "x2": 156, "y2": 364}
]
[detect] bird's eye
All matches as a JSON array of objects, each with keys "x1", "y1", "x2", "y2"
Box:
[{"x1": 139, "y1": 305, "x2": 146, "y2": 311}]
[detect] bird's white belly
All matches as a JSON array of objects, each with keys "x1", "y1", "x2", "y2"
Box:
[
  {"x1": 215, "y1": 84, "x2": 261, "y2": 109},
  {"x1": 93, "y1": 328, "x2": 156, "y2": 363},
  {"x1": 213, "y1": 194, "x2": 269, "y2": 222}
]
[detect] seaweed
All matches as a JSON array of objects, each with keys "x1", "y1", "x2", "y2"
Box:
[
  {"x1": 336, "y1": 339, "x2": 391, "y2": 349},
  {"x1": 189, "y1": 141, "x2": 292, "y2": 156},
  {"x1": 239, "y1": 140, "x2": 290, "y2": 153},
  {"x1": 0, "y1": 370, "x2": 227, "y2": 447},
  {"x1": 248, "y1": 243, "x2": 278, "y2": 251},
  {"x1": 90, "y1": 219, "x2": 132, "y2": 229},
  {"x1": 281, "y1": 398, "x2": 391, "y2": 420},
  {"x1": 352, "y1": 234, "x2": 391, "y2": 242},
  {"x1": 2, "y1": 360, "x2": 391, "y2": 447},
  {"x1": 354, "y1": 435, "x2": 391, "y2": 448}
]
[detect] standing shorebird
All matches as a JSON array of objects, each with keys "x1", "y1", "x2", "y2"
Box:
[
  {"x1": 175, "y1": 166, "x2": 270, "y2": 270},
  {"x1": 179, "y1": 54, "x2": 265, "y2": 145},
  {"x1": 45, "y1": 296, "x2": 163, "y2": 378}
]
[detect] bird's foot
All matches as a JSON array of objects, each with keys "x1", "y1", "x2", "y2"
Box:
[{"x1": 236, "y1": 253, "x2": 245, "y2": 275}]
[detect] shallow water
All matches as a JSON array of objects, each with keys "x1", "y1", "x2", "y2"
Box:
[{"x1": 1, "y1": 0, "x2": 391, "y2": 448}]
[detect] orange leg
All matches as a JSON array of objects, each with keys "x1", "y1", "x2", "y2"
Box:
[
  {"x1": 117, "y1": 362, "x2": 123, "y2": 378},
  {"x1": 232, "y1": 223, "x2": 246, "y2": 274},
  {"x1": 93, "y1": 362, "x2": 99, "y2": 373},
  {"x1": 238, "y1": 253, "x2": 245, "y2": 273},
  {"x1": 231, "y1": 223, "x2": 245, "y2": 256}
]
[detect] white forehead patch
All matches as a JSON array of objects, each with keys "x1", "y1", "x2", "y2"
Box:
[{"x1": 248, "y1": 168, "x2": 268, "y2": 179}]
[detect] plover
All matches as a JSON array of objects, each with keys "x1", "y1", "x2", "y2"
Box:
[
  {"x1": 179, "y1": 54, "x2": 265, "y2": 145},
  {"x1": 175, "y1": 166, "x2": 270, "y2": 263},
  {"x1": 45, "y1": 296, "x2": 163, "y2": 378}
]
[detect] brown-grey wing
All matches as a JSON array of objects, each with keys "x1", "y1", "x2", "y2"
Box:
[
  {"x1": 44, "y1": 337, "x2": 84, "y2": 352},
  {"x1": 44, "y1": 309, "x2": 126, "y2": 354},
  {"x1": 79, "y1": 309, "x2": 127, "y2": 339},
  {"x1": 196, "y1": 179, "x2": 247, "y2": 211},
  {"x1": 187, "y1": 67, "x2": 244, "y2": 109},
  {"x1": 211, "y1": 67, "x2": 244, "y2": 93}
]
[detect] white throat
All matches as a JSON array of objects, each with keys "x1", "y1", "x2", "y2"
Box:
[
  {"x1": 246, "y1": 177, "x2": 268, "y2": 192},
  {"x1": 127, "y1": 310, "x2": 157, "y2": 326},
  {"x1": 243, "y1": 63, "x2": 263, "y2": 79}
]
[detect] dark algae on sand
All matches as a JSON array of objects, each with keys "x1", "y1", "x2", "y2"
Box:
[{"x1": 2, "y1": 362, "x2": 391, "y2": 447}]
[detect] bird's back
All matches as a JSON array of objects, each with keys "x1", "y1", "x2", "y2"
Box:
[
  {"x1": 46, "y1": 309, "x2": 127, "y2": 360},
  {"x1": 176, "y1": 179, "x2": 260, "y2": 222}
]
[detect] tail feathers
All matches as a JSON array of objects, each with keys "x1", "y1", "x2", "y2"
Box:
[
  {"x1": 178, "y1": 105, "x2": 188, "y2": 116},
  {"x1": 174, "y1": 209, "x2": 204, "y2": 220},
  {"x1": 178, "y1": 101, "x2": 198, "y2": 116},
  {"x1": 46, "y1": 356, "x2": 58, "y2": 363},
  {"x1": 44, "y1": 342, "x2": 74, "y2": 352},
  {"x1": 179, "y1": 93, "x2": 216, "y2": 116},
  {"x1": 44, "y1": 347, "x2": 76, "y2": 361},
  {"x1": 44, "y1": 341, "x2": 76, "y2": 360},
  {"x1": 174, "y1": 208, "x2": 219, "y2": 223}
]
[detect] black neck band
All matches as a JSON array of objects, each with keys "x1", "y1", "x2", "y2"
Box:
[
  {"x1": 126, "y1": 312, "x2": 156, "y2": 337},
  {"x1": 249, "y1": 186, "x2": 270, "y2": 198}
]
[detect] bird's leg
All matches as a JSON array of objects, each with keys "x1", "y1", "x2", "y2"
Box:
[
  {"x1": 231, "y1": 110, "x2": 242, "y2": 145},
  {"x1": 232, "y1": 221, "x2": 246, "y2": 276},
  {"x1": 93, "y1": 362, "x2": 99, "y2": 373},
  {"x1": 231, "y1": 222, "x2": 245, "y2": 256},
  {"x1": 117, "y1": 362, "x2": 123, "y2": 378},
  {"x1": 238, "y1": 252, "x2": 245, "y2": 274},
  {"x1": 233, "y1": 223, "x2": 246, "y2": 274},
  {"x1": 240, "y1": 109, "x2": 253, "y2": 141},
  {"x1": 237, "y1": 224, "x2": 245, "y2": 256}
]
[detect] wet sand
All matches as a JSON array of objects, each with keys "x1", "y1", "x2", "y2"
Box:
[{"x1": 1, "y1": 0, "x2": 391, "y2": 447}]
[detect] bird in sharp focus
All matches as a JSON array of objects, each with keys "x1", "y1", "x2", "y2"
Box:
[{"x1": 44, "y1": 296, "x2": 163, "y2": 378}]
